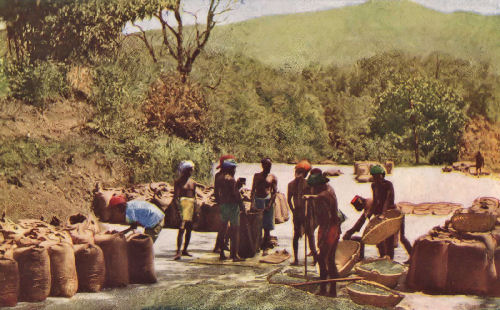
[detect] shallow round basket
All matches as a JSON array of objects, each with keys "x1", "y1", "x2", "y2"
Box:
[
  {"x1": 346, "y1": 280, "x2": 404, "y2": 308},
  {"x1": 451, "y1": 212, "x2": 496, "y2": 233},
  {"x1": 354, "y1": 257, "x2": 406, "y2": 288},
  {"x1": 362, "y1": 209, "x2": 403, "y2": 245},
  {"x1": 336, "y1": 240, "x2": 361, "y2": 277}
]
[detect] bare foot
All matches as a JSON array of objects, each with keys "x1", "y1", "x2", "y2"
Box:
[
  {"x1": 174, "y1": 252, "x2": 181, "y2": 260},
  {"x1": 232, "y1": 256, "x2": 245, "y2": 262},
  {"x1": 182, "y1": 250, "x2": 193, "y2": 257},
  {"x1": 291, "y1": 260, "x2": 299, "y2": 266}
]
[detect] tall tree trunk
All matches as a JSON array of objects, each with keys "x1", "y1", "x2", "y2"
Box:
[{"x1": 413, "y1": 126, "x2": 419, "y2": 164}]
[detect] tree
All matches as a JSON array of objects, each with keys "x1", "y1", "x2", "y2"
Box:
[
  {"x1": 0, "y1": 0, "x2": 139, "y2": 64},
  {"x1": 128, "y1": 0, "x2": 234, "y2": 83},
  {"x1": 371, "y1": 77, "x2": 467, "y2": 164}
]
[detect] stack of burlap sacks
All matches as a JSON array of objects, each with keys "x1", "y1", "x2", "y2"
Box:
[
  {"x1": 92, "y1": 182, "x2": 289, "y2": 232},
  {"x1": 407, "y1": 197, "x2": 500, "y2": 296},
  {"x1": 0, "y1": 214, "x2": 157, "y2": 307},
  {"x1": 442, "y1": 161, "x2": 491, "y2": 176},
  {"x1": 354, "y1": 161, "x2": 394, "y2": 183}
]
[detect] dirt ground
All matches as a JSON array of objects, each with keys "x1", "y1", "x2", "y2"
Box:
[{"x1": 8, "y1": 165, "x2": 500, "y2": 309}]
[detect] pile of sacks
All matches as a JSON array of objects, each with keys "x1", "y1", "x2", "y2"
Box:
[
  {"x1": 407, "y1": 197, "x2": 500, "y2": 296},
  {"x1": 396, "y1": 202, "x2": 463, "y2": 215},
  {"x1": 0, "y1": 213, "x2": 157, "y2": 307},
  {"x1": 442, "y1": 161, "x2": 491, "y2": 176},
  {"x1": 354, "y1": 161, "x2": 394, "y2": 183},
  {"x1": 92, "y1": 181, "x2": 289, "y2": 232}
]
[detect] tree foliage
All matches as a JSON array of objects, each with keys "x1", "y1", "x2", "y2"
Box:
[
  {"x1": 371, "y1": 77, "x2": 467, "y2": 164},
  {"x1": 0, "y1": 0, "x2": 146, "y2": 64}
]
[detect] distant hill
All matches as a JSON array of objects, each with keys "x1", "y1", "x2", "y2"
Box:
[{"x1": 208, "y1": 0, "x2": 500, "y2": 73}]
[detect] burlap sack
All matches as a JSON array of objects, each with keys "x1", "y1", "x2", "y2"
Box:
[
  {"x1": 66, "y1": 223, "x2": 94, "y2": 245},
  {"x1": 74, "y1": 243, "x2": 105, "y2": 292},
  {"x1": 127, "y1": 234, "x2": 156, "y2": 284},
  {"x1": 14, "y1": 246, "x2": 51, "y2": 302},
  {"x1": 407, "y1": 236, "x2": 449, "y2": 293},
  {"x1": 0, "y1": 257, "x2": 20, "y2": 307},
  {"x1": 446, "y1": 239, "x2": 491, "y2": 295},
  {"x1": 274, "y1": 192, "x2": 289, "y2": 224},
  {"x1": 48, "y1": 243, "x2": 78, "y2": 297},
  {"x1": 95, "y1": 232, "x2": 129, "y2": 288}
]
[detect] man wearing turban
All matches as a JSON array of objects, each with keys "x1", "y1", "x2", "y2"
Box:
[
  {"x1": 218, "y1": 159, "x2": 246, "y2": 261},
  {"x1": 173, "y1": 160, "x2": 197, "y2": 260},
  {"x1": 213, "y1": 155, "x2": 235, "y2": 253}
]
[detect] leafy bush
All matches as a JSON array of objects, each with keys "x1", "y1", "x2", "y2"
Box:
[
  {"x1": 0, "y1": 138, "x2": 66, "y2": 177},
  {"x1": 107, "y1": 133, "x2": 214, "y2": 184},
  {"x1": 88, "y1": 52, "x2": 158, "y2": 137},
  {"x1": 5, "y1": 60, "x2": 69, "y2": 109},
  {"x1": 144, "y1": 74, "x2": 208, "y2": 142}
]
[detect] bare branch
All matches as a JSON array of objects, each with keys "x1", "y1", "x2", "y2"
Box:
[{"x1": 127, "y1": 22, "x2": 157, "y2": 63}]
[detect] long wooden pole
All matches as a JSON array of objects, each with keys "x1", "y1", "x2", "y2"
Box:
[
  {"x1": 304, "y1": 199, "x2": 308, "y2": 277},
  {"x1": 289, "y1": 277, "x2": 365, "y2": 287}
]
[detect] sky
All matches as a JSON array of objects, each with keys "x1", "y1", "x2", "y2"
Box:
[{"x1": 123, "y1": 0, "x2": 500, "y2": 33}]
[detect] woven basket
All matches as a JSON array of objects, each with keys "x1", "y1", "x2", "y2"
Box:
[
  {"x1": 354, "y1": 257, "x2": 406, "y2": 288},
  {"x1": 362, "y1": 209, "x2": 403, "y2": 245},
  {"x1": 451, "y1": 212, "x2": 496, "y2": 233},
  {"x1": 336, "y1": 240, "x2": 361, "y2": 277},
  {"x1": 346, "y1": 280, "x2": 404, "y2": 308}
]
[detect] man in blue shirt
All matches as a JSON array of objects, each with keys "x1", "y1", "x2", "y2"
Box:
[{"x1": 109, "y1": 195, "x2": 165, "y2": 242}]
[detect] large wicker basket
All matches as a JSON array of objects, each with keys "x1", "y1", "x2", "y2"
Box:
[
  {"x1": 354, "y1": 257, "x2": 406, "y2": 288},
  {"x1": 336, "y1": 240, "x2": 361, "y2": 277},
  {"x1": 362, "y1": 209, "x2": 403, "y2": 245},
  {"x1": 346, "y1": 280, "x2": 404, "y2": 308},
  {"x1": 451, "y1": 211, "x2": 496, "y2": 233}
]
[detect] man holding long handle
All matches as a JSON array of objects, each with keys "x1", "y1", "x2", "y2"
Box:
[
  {"x1": 287, "y1": 160, "x2": 317, "y2": 266},
  {"x1": 304, "y1": 168, "x2": 341, "y2": 297}
]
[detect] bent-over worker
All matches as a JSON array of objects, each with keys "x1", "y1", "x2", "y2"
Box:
[{"x1": 108, "y1": 195, "x2": 165, "y2": 242}]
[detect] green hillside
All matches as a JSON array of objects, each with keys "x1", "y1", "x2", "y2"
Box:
[{"x1": 209, "y1": 0, "x2": 500, "y2": 73}]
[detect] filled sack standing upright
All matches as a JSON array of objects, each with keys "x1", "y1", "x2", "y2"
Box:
[
  {"x1": 127, "y1": 233, "x2": 157, "y2": 284},
  {"x1": 14, "y1": 245, "x2": 51, "y2": 302},
  {"x1": 0, "y1": 257, "x2": 20, "y2": 307},
  {"x1": 48, "y1": 243, "x2": 78, "y2": 297},
  {"x1": 74, "y1": 243, "x2": 106, "y2": 292},
  {"x1": 95, "y1": 232, "x2": 129, "y2": 288}
]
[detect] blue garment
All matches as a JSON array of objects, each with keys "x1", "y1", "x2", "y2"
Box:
[
  {"x1": 255, "y1": 196, "x2": 274, "y2": 230},
  {"x1": 126, "y1": 200, "x2": 165, "y2": 228}
]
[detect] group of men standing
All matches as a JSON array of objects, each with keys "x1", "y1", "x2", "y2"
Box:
[{"x1": 111, "y1": 155, "x2": 412, "y2": 297}]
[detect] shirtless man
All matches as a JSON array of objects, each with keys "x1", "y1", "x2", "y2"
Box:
[
  {"x1": 287, "y1": 160, "x2": 317, "y2": 265},
  {"x1": 251, "y1": 158, "x2": 278, "y2": 255},
  {"x1": 173, "y1": 160, "x2": 197, "y2": 260},
  {"x1": 218, "y1": 159, "x2": 246, "y2": 261},
  {"x1": 213, "y1": 155, "x2": 234, "y2": 253},
  {"x1": 304, "y1": 168, "x2": 340, "y2": 297},
  {"x1": 347, "y1": 165, "x2": 412, "y2": 260}
]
